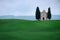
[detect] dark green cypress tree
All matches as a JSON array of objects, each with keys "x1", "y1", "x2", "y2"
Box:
[
  {"x1": 47, "y1": 7, "x2": 51, "y2": 20},
  {"x1": 35, "y1": 7, "x2": 40, "y2": 20}
]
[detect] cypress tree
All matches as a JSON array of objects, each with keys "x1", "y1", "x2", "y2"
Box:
[
  {"x1": 47, "y1": 7, "x2": 51, "y2": 20},
  {"x1": 35, "y1": 7, "x2": 40, "y2": 20}
]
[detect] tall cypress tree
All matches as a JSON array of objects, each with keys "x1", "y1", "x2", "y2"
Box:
[
  {"x1": 35, "y1": 7, "x2": 40, "y2": 20},
  {"x1": 47, "y1": 7, "x2": 51, "y2": 20}
]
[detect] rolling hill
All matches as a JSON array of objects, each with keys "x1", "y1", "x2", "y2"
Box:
[{"x1": 0, "y1": 19, "x2": 60, "y2": 40}]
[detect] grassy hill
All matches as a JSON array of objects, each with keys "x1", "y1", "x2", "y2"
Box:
[{"x1": 0, "y1": 19, "x2": 60, "y2": 40}]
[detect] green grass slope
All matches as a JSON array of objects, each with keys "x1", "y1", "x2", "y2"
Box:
[{"x1": 0, "y1": 19, "x2": 60, "y2": 40}]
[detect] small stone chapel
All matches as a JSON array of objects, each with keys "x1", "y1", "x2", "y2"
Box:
[{"x1": 40, "y1": 10, "x2": 47, "y2": 20}]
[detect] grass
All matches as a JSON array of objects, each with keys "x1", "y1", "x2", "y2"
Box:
[{"x1": 0, "y1": 19, "x2": 60, "y2": 40}]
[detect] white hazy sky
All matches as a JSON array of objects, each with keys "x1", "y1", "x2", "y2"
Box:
[{"x1": 0, "y1": 0, "x2": 60, "y2": 16}]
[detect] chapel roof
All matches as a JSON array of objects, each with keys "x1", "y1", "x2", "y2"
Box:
[{"x1": 41, "y1": 10, "x2": 47, "y2": 13}]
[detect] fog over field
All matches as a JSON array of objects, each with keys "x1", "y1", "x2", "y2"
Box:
[{"x1": 0, "y1": 15, "x2": 60, "y2": 20}]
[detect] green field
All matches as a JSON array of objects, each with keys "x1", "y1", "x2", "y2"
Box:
[{"x1": 0, "y1": 19, "x2": 60, "y2": 40}]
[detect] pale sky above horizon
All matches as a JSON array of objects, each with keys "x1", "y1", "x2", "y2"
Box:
[{"x1": 0, "y1": 0, "x2": 60, "y2": 16}]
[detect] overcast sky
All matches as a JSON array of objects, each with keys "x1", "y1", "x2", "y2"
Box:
[{"x1": 0, "y1": 0, "x2": 60, "y2": 16}]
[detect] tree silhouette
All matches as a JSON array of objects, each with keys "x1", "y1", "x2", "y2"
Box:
[
  {"x1": 35, "y1": 7, "x2": 40, "y2": 20},
  {"x1": 47, "y1": 7, "x2": 51, "y2": 20}
]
